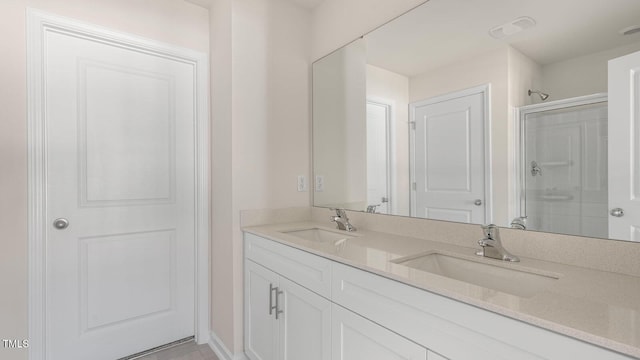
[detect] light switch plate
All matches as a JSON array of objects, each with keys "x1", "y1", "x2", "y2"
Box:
[
  {"x1": 297, "y1": 175, "x2": 308, "y2": 192},
  {"x1": 315, "y1": 175, "x2": 324, "y2": 192}
]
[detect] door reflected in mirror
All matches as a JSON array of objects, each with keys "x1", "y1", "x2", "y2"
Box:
[{"x1": 312, "y1": 0, "x2": 640, "y2": 241}]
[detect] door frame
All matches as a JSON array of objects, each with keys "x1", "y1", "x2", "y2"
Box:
[
  {"x1": 366, "y1": 97, "x2": 395, "y2": 214},
  {"x1": 26, "y1": 10, "x2": 210, "y2": 360},
  {"x1": 510, "y1": 93, "x2": 608, "y2": 225},
  {"x1": 409, "y1": 84, "x2": 493, "y2": 224}
]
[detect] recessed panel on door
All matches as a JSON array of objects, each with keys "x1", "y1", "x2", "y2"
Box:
[
  {"x1": 79, "y1": 60, "x2": 176, "y2": 206},
  {"x1": 80, "y1": 230, "x2": 176, "y2": 331},
  {"x1": 424, "y1": 109, "x2": 471, "y2": 192},
  {"x1": 425, "y1": 208, "x2": 471, "y2": 223}
]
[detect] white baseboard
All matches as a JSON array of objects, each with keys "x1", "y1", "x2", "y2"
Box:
[{"x1": 208, "y1": 331, "x2": 248, "y2": 360}]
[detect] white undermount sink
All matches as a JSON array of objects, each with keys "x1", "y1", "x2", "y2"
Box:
[
  {"x1": 392, "y1": 252, "x2": 560, "y2": 298},
  {"x1": 282, "y1": 228, "x2": 353, "y2": 244}
]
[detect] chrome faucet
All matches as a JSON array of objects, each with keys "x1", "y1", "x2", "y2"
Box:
[
  {"x1": 510, "y1": 216, "x2": 527, "y2": 230},
  {"x1": 475, "y1": 224, "x2": 519, "y2": 262},
  {"x1": 366, "y1": 204, "x2": 380, "y2": 213},
  {"x1": 330, "y1": 209, "x2": 356, "y2": 232}
]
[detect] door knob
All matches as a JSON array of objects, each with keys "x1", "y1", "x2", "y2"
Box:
[
  {"x1": 610, "y1": 208, "x2": 625, "y2": 217},
  {"x1": 531, "y1": 161, "x2": 542, "y2": 176},
  {"x1": 474, "y1": 199, "x2": 483, "y2": 206},
  {"x1": 53, "y1": 218, "x2": 69, "y2": 230}
]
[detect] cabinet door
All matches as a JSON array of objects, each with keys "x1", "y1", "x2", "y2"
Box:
[
  {"x1": 332, "y1": 304, "x2": 428, "y2": 360},
  {"x1": 279, "y1": 277, "x2": 331, "y2": 360},
  {"x1": 245, "y1": 260, "x2": 279, "y2": 360}
]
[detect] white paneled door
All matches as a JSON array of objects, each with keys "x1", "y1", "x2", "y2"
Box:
[
  {"x1": 410, "y1": 88, "x2": 487, "y2": 223},
  {"x1": 608, "y1": 50, "x2": 640, "y2": 241},
  {"x1": 45, "y1": 29, "x2": 195, "y2": 359},
  {"x1": 366, "y1": 101, "x2": 392, "y2": 214}
]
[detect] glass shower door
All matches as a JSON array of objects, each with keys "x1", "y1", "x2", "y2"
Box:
[{"x1": 523, "y1": 101, "x2": 608, "y2": 238}]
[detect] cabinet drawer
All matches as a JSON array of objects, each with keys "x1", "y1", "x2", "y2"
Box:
[
  {"x1": 245, "y1": 233, "x2": 331, "y2": 298},
  {"x1": 331, "y1": 262, "x2": 632, "y2": 360}
]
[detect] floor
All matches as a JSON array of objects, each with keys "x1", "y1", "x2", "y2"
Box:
[{"x1": 135, "y1": 341, "x2": 219, "y2": 360}]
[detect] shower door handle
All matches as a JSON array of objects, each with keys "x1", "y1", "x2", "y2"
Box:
[{"x1": 610, "y1": 208, "x2": 625, "y2": 217}]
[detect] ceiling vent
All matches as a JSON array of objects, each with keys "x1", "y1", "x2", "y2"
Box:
[{"x1": 489, "y1": 16, "x2": 536, "y2": 39}]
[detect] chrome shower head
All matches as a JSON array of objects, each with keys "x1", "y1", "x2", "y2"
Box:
[{"x1": 528, "y1": 89, "x2": 549, "y2": 101}]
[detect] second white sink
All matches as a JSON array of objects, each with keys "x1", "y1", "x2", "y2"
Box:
[{"x1": 393, "y1": 252, "x2": 560, "y2": 298}]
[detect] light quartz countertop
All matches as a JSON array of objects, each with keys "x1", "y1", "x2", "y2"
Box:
[{"x1": 243, "y1": 221, "x2": 640, "y2": 359}]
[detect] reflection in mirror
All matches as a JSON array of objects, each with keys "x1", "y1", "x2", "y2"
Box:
[
  {"x1": 517, "y1": 95, "x2": 608, "y2": 239},
  {"x1": 312, "y1": 0, "x2": 640, "y2": 241}
]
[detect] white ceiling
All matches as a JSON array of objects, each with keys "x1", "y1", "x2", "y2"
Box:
[{"x1": 365, "y1": 0, "x2": 640, "y2": 77}]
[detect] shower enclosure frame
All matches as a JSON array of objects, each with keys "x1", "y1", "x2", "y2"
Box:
[{"x1": 510, "y1": 93, "x2": 608, "y2": 227}]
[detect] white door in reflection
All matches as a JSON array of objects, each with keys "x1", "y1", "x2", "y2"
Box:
[
  {"x1": 366, "y1": 100, "x2": 392, "y2": 214},
  {"x1": 608, "y1": 50, "x2": 640, "y2": 241},
  {"x1": 410, "y1": 88, "x2": 487, "y2": 223}
]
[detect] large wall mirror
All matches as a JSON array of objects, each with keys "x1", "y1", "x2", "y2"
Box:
[{"x1": 312, "y1": 0, "x2": 640, "y2": 242}]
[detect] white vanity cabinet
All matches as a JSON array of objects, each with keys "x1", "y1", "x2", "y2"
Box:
[
  {"x1": 244, "y1": 232, "x2": 634, "y2": 360},
  {"x1": 245, "y1": 234, "x2": 332, "y2": 360},
  {"x1": 245, "y1": 260, "x2": 332, "y2": 360},
  {"x1": 330, "y1": 262, "x2": 635, "y2": 360}
]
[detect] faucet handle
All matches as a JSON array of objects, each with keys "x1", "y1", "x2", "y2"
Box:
[
  {"x1": 330, "y1": 208, "x2": 347, "y2": 217},
  {"x1": 481, "y1": 224, "x2": 498, "y2": 240}
]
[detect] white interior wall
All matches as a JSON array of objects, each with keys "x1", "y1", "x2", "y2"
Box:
[
  {"x1": 0, "y1": 2, "x2": 209, "y2": 360},
  {"x1": 209, "y1": 0, "x2": 234, "y2": 352},
  {"x1": 313, "y1": 39, "x2": 367, "y2": 209},
  {"x1": 366, "y1": 64, "x2": 410, "y2": 216},
  {"x1": 210, "y1": 0, "x2": 312, "y2": 354},
  {"x1": 508, "y1": 47, "x2": 543, "y2": 108},
  {"x1": 409, "y1": 47, "x2": 511, "y2": 224},
  {"x1": 541, "y1": 41, "x2": 640, "y2": 101}
]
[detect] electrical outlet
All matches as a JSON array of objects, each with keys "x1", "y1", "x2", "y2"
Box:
[
  {"x1": 315, "y1": 175, "x2": 324, "y2": 192},
  {"x1": 297, "y1": 175, "x2": 308, "y2": 192}
]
